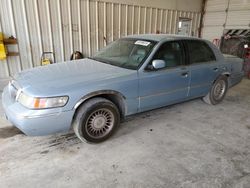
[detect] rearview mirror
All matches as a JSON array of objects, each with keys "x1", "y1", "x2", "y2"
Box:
[{"x1": 152, "y1": 60, "x2": 165, "y2": 70}]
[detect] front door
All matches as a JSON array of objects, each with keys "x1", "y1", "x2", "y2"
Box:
[{"x1": 138, "y1": 41, "x2": 190, "y2": 112}]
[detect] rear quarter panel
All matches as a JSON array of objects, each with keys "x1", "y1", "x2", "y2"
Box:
[
  {"x1": 206, "y1": 41, "x2": 244, "y2": 87},
  {"x1": 223, "y1": 54, "x2": 244, "y2": 86}
]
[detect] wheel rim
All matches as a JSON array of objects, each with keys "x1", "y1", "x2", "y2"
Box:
[
  {"x1": 85, "y1": 108, "x2": 115, "y2": 139},
  {"x1": 213, "y1": 80, "x2": 226, "y2": 100}
]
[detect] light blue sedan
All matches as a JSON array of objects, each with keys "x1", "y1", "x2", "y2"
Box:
[{"x1": 2, "y1": 34, "x2": 244, "y2": 143}]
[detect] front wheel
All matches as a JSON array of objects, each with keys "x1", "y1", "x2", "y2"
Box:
[
  {"x1": 73, "y1": 97, "x2": 120, "y2": 143},
  {"x1": 203, "y1": 75, "x2": 228, "y2": 105}
]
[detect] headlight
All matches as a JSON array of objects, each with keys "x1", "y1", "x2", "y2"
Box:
[{"x1": 17, "y1": 92, "x2": 69, "y2": 109}]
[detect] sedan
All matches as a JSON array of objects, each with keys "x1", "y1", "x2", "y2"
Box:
[{"x1": 2, "y1": 34, "x2": 244, "y2": 143}]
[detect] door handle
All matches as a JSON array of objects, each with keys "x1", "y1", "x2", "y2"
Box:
[
  {"x1": 181, "y1": 72, "x2": 188, "y2": 77},
  {"x1": 213, "y1": 67, "x2": 219, "y2": 72}
]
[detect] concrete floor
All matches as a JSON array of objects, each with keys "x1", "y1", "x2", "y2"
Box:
[{"x1": 0, "y1": 79, "x2": 249, "y2": 188}]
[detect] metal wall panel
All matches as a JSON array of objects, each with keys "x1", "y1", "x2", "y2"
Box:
[
  {"x1": 0, "y1": 0, "x2": 201, "y2": 79},
  {"x1": 0, "y1": 0, "x2": 21, "y2": 77},
  {"x1": 0, "y1": 1, "x2": 10, "y2": 77},
  {"x1": 203, "y1": 12, "x2": 226, "y2": 26},
  {"x1": 205, "y1": 0, "x2": 228, "y2": 11},
  {"x1": 202, "y1": 26, "x2": 224, "y2": 41},
  {"x1": 229, "y1": 0, "x2": 250, "y2": 10},
  {"x1": 202, "y1": 0, "x2": 250, "y2": 41},
  {"x1": 226, "y1": 10, "x2": 250, "y2": 28},
  {"x1": 227, "y1": 0, "x2": 250, "y2": 29}
]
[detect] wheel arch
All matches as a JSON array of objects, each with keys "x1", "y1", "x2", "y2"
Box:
[
  {"x1": 221, "y1": 71, "x2": 230, "y2": 77},
  {"x1": 73, "y1": 90, "x2": 127, "y2": 119},
  {"x1": 213, "y1": 72, "x2": 230, "y2": 84}
]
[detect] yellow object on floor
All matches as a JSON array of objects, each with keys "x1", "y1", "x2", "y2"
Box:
[
  {"x1": 0, "y1": 44, "x2": 7, "y2": 60},
  {"x1": 0, "y1": 32, "x2": 3, "y2": 41},
  {"x1": 0, "y1": 32, "x2": 7, "y2": 60},
  {"x1": 41, "y1": 58, "x2": 51, "y2": 66},
  {"x1": 40, "y1": 52, "x2": 54, "y2": 66}
]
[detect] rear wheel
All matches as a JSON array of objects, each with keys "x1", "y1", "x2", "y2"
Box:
[
  {"x1": 73, "y1": 97, "x2": 120, "y2": 143},
  {"x1": 203, "y1": 75, "x2": 228, "y2": 105}
]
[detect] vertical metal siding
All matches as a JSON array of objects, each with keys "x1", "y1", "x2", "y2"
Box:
[
  {"x1": 0, "y1": 0, "x2": 201, "y2": 78},
  {"x1": 0, "y1": 13, "x2": 9, "y2": 77}
]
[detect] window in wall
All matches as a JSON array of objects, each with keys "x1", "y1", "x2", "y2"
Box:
[{"x1": 178, "y1": 18, "x2": 192, "y2": 36}]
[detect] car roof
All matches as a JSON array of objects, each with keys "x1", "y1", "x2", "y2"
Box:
[{"x1": 124, "y1": 34, "x2": 201, "y2": 42}]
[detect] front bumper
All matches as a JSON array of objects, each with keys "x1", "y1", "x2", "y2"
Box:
[{"x1": 2, "y1": 86, "x2": 74, "y2": 136}]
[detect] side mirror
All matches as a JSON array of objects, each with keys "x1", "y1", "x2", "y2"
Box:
[{"x1": 152, "y1": 60, "x2": 166, "y2": 70}]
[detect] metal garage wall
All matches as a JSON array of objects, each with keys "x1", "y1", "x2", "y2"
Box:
[
  {"x1": 0, "y1": 0, "x2": 201, "y2": 79},
  {"x1": 202, "y1": 0, "x2": 250, "y2": 41}
]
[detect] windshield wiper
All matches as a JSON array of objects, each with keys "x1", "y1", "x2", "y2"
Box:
[{"x1": 88, "y1": 57, "x2": 135, "y2": 70}]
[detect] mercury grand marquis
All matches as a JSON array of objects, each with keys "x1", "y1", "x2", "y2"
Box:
[{"x1": 2, "y1": 34, "x2": 244, "y2": 143}]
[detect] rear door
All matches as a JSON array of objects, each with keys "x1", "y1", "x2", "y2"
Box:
[{"x1": 184, "y1": 40, "x2": 221, "y2": 97}]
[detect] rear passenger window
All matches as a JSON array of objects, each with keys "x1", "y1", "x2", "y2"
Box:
[{"x1": 187, "y1": 40, "x2": 216, "y2": 64}]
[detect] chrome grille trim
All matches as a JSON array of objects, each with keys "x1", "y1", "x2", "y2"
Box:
[{"x1": 8, "y1": 80, "x2": 21, "y2": 101}]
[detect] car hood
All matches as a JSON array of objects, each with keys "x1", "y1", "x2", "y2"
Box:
[{"x1": 13, "y1": 58, "x2": 136, "y2": 96}]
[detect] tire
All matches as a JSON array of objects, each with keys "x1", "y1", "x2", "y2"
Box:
[
  {"x1": 203, "y1": 75, "x2": 228, "y2": 105},
  {"x1": 72, "y1": 97, "x2": 120, "y2": 143}
]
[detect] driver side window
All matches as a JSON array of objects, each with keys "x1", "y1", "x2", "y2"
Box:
[{"x1": 151, "y1": 41, "x2": 184, "y2": 69}]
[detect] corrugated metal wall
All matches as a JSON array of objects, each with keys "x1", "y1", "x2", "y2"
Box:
[
  {"x1": 202, "y1": 0, "x2": 250, "y2": 41},
  {"x1": 0, "y1": 0, "x2": 201, "y2": 79}
]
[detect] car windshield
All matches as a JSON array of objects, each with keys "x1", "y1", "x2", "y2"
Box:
[{"x1": 91, "y1": 38, "x2": 156, "y2": 70}]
